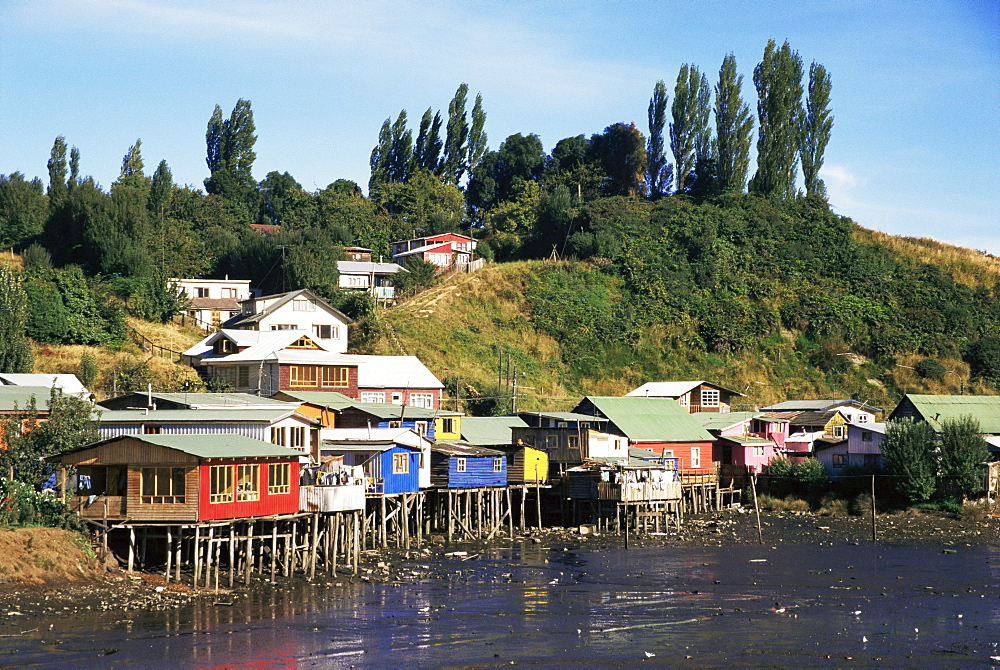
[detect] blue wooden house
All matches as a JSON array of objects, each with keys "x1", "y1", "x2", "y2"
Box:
[
  {"x1": 333, "y1": 403, "x2": 437, "y2": 441},
  {"x1": 431, "y1": 443, "x2": 507, "y2": 488},
  {"x1": 319, "y1": 440, "x2": 420, "y2": 494}
]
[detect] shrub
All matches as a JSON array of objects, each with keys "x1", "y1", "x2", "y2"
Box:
[
  {"x1": 850, "y1": 493, "x2": 875, "y2": 516},
  {"x1": 818, "y1": 493, "x2": 849, "y2": 516},
  {"x1": 0, "y1": 478, "x2": 81, "y2": 530},
  {"x1": 913, "y1": 357, "x2": 946, "y2": 382},
  {"x1": 882, "y1": 419, "x2": 937, "y2": 505}
]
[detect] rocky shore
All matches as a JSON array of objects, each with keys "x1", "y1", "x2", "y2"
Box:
[{"x1": 0, "y1": 508, "x2": 996, "y2": 635}]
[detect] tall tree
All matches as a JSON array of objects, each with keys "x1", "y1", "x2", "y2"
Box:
[
  {"x1": 440, "y1": 83, "x2": 470, "y2": 185},
  {"x1": 369, "y1": 117, "x2": 393, "y2": 194},
  {"x1": 388, "y1": 110, "x2": 413, "y2": 184},
  {"x1": 882, "y1": 418, "x2": 937, "y2": 505},
  {"x1": 119, "y1": 139, "x2": 145, "y2": 180},
  {"x1": 799, "y1": 61, "x2": 833, "y2": 198},
  {"x1": 0, "y1": 173, "x2": 47, "y2": 248},
  {"x1": 670, "y1": 65, "x2": 712, "y2": 193},
  {"x1": 413, "y1": 107, "x2": 443, "y2": 173},
  {"x1": 646, "y1": 80, "x2": 671, "y2": 199},
  {"x1": 204, "y1": 99, "x2": 258, "y2": 205},
  {"x1": 590, "y1": 123, "x2": 647, "y2": 198},
  {"x1": 714, "y1": 53, "x2": 754, "y2": 194},
  {"x1": 749, "y1": 39, "x2": 804, "y2": 199},
  {"x1": 68, "y1": 147, "x2": 80, "y2": 192},
  {"x1": 0, "y1": 267, "x2": 33, "y2": 373},
  {"x1": 46, "y1": 136, "x2": 68, "y2": 206},
  {"x1": 467, "y1": 92, "x2": 488, "y2": 175}
]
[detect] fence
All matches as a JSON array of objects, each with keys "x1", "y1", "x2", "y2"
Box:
[{"x1": 127, "y1": 327, "x2": 185, "y2": 360}]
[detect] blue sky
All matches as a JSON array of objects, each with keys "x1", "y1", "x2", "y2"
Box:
[{"x1": 2, "y1": 0, "x2": 998, "y2": 252}]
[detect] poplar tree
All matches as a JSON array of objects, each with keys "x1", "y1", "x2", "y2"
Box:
[
  {"x1": 800, "y1": 61, "x2": 833, "y2": 198},
  {"x1": 46, "y1": 136, "x2": 68, "y2": 206},
  {"x1": 369, "y1": 117, "x2": 392, "y2": 193},
  {"x1": 646, "y1": 80, "x2": 671, "y2": 198},
  {"x1": 413, "y1": 107, "x2": 443, "y2": 173},
  {"x1": 0, "y1": 267, "x2": 33, "y2": 374},
  {"x1": 467, "y1": 92, "x2": 488, "y2": 174},
  {"x1": 749, "y1": 39, "x2": 804, "y2": 199},
  {"x1": 670, "y1": 64, "x2": 711, "y2": 193},
  {"x1": 938, "y1": 416, "x2": 989, "y2": 501},
  {"x1": 119, "y1": 139, "x2": 145, "y2": 180},
  {"x1": 440, "y1": 83, "x2": 470, "y2": 185},
  {"x1": 68, "y1": 147, "x2": 81, "y2": 192},
  {"x1": 388, "y1": 110, "x2": 413, "y2": 184},
  {"x1": 204, "y1": 99, "x2": 257, "y2": 201},
  {"x1": 714, "y1": 53, "x2": 754, "y2": 194}
]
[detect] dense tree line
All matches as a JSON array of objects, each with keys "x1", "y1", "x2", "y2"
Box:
[{"x1": 3, "y1": 39, "x2": 1000, "y2": 393}]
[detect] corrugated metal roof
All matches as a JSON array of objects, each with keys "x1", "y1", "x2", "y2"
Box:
[
  {"x1": 273, "y1": 391, "x2": 356, "y2": 410},
  {"x1": 431, "y1": 442, "x2": 504, "y2": 457},
  {"x1": 342, "y1": 403, "x2": 437, "y2": 420},
  {"x1": 763, "y1": 398, "x2": 882, "y2": 413},
  {"x1": 719, "y1": 435, "x2": 772, "y2": 446},
  {"x1": 319, "y1": 427, "x2": 430, "y2": 449},
  {"x1": 101, "y1": 392, "x2": 295, "y2": 410},
  {"x1": 98, "y1": 408, "x2": 312, "y2": 423},
  {"x1": 346, "y1": 355, "x2": 444, "y2": 389},
  {"x1": 56, "y1": 434, "x2": 303, "y2": 460},
  {"x1": 0, "y1": 374, "x2": 90, "y2": 397},
  {"x1": 0, "y1": 386, "x2": 60, "y2": 411},
  {"x1": 461, "y1": 416, "x2": 528, "y2": 446},
  {"x1": 691, "y1": 411, "x2": 760, "y2": 431},
  {"x1": 517, "y1": 411, "x2": 608, "y2": 422},
  {"x1": 337, "y1": 260, "x2": 404, "y2": 275},
  {"x1": 894, "y1": 394, "x2": 1000, "y2": 434},
  {"x1": 576, "y1": 397, "x2": 715, "y2": 443},
  {"x1": 320, "y1": 441, "x2": 419, "y2": 453},
  {"x1": 625, "y1": 380, "x2": 745, "y2": 398}
]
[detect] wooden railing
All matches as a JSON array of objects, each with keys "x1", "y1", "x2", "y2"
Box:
[
  {"x1": 597, "y1": 481, "x2": 681, "y2": 502},
  {"x1": 127, "y1": 328, "x2": 185, "y2": 360}
]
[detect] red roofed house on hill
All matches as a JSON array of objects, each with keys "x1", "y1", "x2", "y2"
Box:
[{"x1": 391, "y1": 233, "x2": 478, "y2": 272}]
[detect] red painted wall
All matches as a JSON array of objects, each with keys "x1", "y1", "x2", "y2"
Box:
[
  {"x1": 198, "y1": 458, "x2": 300, "y2": 521},
  {"x1": 279, "y1": 365, "x2": 359, "y2": 397},
  {"x1": 633, "y1": 440, "x2": 715, "y2": 473}
]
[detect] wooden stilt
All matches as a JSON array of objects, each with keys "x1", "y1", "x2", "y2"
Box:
[
  {"x1": 229, "y1": 523, "x2": 236, "y2": 587},
  {"x1": 128, "y1": 527, "x2": 135, "y2": 572},
  {"x1": 193, "y1": 526, "x2": 201, "y2": 588}
]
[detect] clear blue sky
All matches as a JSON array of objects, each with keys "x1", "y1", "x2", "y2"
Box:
[{"x1": 2, "y1": 0, "x2": 998, "y2": 252}]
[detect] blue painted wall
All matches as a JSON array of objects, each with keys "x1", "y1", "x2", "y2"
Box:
[
  {"x1": 375, "y1": 419, "x2": 436, "y2": 442},
  {"x1": 378, "y1": 446, "x2": 421, "y2": 494},
  {"x1": 440, "y1": 454, "x2": 506, "y2": 488}
]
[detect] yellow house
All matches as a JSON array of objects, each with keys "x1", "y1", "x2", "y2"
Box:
[
  {"x1": 499, "y1": 441, "x2": 548, "y2": 484},
  {"x1": 434, "y1": 411, "x2": 463, "y2": 441}
]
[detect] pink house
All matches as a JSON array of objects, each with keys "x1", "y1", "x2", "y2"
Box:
[
  {"x1": 390, "y1": 233, "x2": 478, "y2": 272},
  {"x1": 693, "y1": 412, "x2": 789, "y2": 473}
]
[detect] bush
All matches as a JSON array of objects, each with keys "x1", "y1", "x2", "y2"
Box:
[
  {"x1": 850, "y1": 493, "x2": 874, "y2": 516},
  {"x1": 913, "y1": 357, "x2": 946, "y2": 382},
  {"x1": 763, "y1": 457, "x2": 828, "y2": 500},
  {"x1": 0, "y1": 479, "x2": 81, "y2": 530},
  {"x1": 818, "y1": 493, "x2": 849, "y2": 516}
]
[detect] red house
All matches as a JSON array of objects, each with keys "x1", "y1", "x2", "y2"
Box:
[
  {"x1": 47, "y1": 434, "x2": 303, "y2": 522},
  {"x1": 391, "y1": 233, "x2": 478, "y2": 272}
]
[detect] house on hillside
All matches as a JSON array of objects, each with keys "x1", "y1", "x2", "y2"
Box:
[
  {"x1": 430, "y1": 443, "x2": 507, "y2": 488},
  {"x1": 572, "y1": 396, "x2": 716, "y2": 476},
  {"x1": 625, "y1": 381, "x2": 745, "y2": 413},
  {"x1": 172, "y1": 278, "x2": 254, "y2": 332},
  {"x1": 693, "y1": 411, "x2": 787, "y2": 474},
  {"x1": 0, "y1": 386, "x2": 68, "y2": 447},
  {"x1": 222, "y1": 288, "x2": 353, "y2": 351},
  {"x1": 97, "y1": 408, "x2": 319, "y2": 461},
  {"x1": 763, "y1": 399, "x2": 881, "y2": 424},
  {"x1": 815, "y1": 422, "x2": 886, "y2": 478},
  {"x1": 337, "y1": 259, "x2": 405, "y2": 300},
  {"x1": 887, "y1": 394, "x2": 1000, "y2": 435},
  {"x1": 46, "y1": 434, "x2": 302, "y2": 522},
  {"x1": 391, "y1": 233, "x2": 478, "y2": 272},
  {"x1": 762, "y1": 408, "x2": 849, "y2": 460}
]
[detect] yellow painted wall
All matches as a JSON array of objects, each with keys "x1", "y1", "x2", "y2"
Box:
[{"x1": 434, "y1": 413, "x2": 462, "y2": 441}]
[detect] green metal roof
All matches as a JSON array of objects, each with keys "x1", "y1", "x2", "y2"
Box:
[
  {"x1": 518, "y1": 411, "x2": 608, "y2": 422},
  {"x1": 0, "y1": 386, "x2": 60, "y2": 412},
  {"x1": 342, "y1": 403, "x2": 437, "y2": 420},
  {"x1": 461, "y1": 416, "x2": 528, "y2": 446},
  {"x1": 576, "y1": 397, "x2": 715, "y2": 443},
  {"x1": 719, "y1": 435, "x2": 772, "y2": 445},
  {"x1": 894, "y1": 394, "x2": 1000, "y2": 434},
  {"x1": 691, "y1": 411, "x2": 761, "y2": 431},
  {"x1": 271, "y1": 391, "x2": 356, "y2": 410},
  {"x1": 53, "y1": 434, "x2": 303, "y2": 460},
  {"x1": 98, "y1": 409, "x2": 309, "y2": 423}
]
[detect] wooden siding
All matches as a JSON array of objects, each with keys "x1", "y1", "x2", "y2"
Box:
[
  {"x1": 98, "y1": 423, "x2": 269, "y2": 441},
  {"x1": 636, "y1": 440, "x2": 716, "y2": 474},
  {"x1": 431, "y1": 453, "x2": 506, "y2": 488},
  {"x1": 503, "y1": 446, "x2": 548, "y2": 484},
  {"x1": 379, "y1": 448, "x2": 420, "y2": 494},
  {"x1": 280, "y1": 365, "x2": 359, "y2": 397},
  {"x1": 198, "y1": 459, "x2": 300, "y2": 520},
  {"x1": 57, "y1": 438, "x2": 201, "y2": 466},
  {"x1": 597, "y1": 481, "x2": 681, "y2": 502}
]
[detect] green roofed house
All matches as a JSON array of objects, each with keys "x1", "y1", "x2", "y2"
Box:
[
  {"x1": 45, "y1": 434, "x2": 304, "y2": 523},
  {"x1": 572, "y1": 397, "x2": 716, "y2": 476},
  {"x1": 888, "y1": 394, "x2": 1000, "y2": 435},
  {"x1": 460, "y1": 416, "x2": 528, "y2": 447}
]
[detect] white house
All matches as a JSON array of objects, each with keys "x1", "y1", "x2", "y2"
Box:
[
  {"x1": 320, "y1": 427, "x2": 434, "y2": 488},
  {"x1": 337, "y1": 260, "x2": 405, "y2": 300},
  {"x1": 763, "y1": 399, "x2": 880, "y2": 424},
  {"x1": 172, "y1": 278, "x2": 254, "y2": 331},
  {"x1": 223, "y1": 288, "x2": 352, "y2": 353}
]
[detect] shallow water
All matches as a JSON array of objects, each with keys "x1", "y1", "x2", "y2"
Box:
[{"x1": 3, "y1": 542, "x2": 1000, "y2": 667}]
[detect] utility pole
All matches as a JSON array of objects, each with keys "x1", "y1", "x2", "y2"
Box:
[{"x1": 276, "y1": 245, "x2": 290, "y2": 292}]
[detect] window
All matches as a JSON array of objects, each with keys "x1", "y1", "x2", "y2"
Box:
[
  {"x1": 293, "y1": 298, "x2": 317, "y2": 311},
  {"x1": 388, "y1": 421, "x2": 402, "y2": 429},
  {"x1": 271, "y1": 324, "x2": 297, "y2": 331},
  {"x1": 290, "y1": 336, "x2": 318, "y2": 349},
  {"x1": 557, "y1": 421, "x2": 567, "y2": 428},
  {"x1": 314, "y1": 324, "x2": 339, "y2": 339},
  {"x1": 440, "y1": 418, "x2": 455, "y2": 434},
  {"x1": 861, "y1": 430, "x2": 873, "y2": 442},
  {"x1": 677, "y1": 394, "x2": 689, "y2": 407},
  {"x1": 210, "y1": 465, "x2": 234, "y2": 503},
  {"x1": 195, "y1": 287, "x2": 210, "y2": 298},
  {"x1": 347, "y1": 275, "x2": 368, "y2": 287},
  {"x1": 238, "y1": 366, "x2": 250, "y2": 388},
  {"x1": 691, "y1": 447, "x2": 701, "y2": 468},
  {"x1": 700, "y1": 390, "x2": 720, "y2": 407},
  {"x1": 409, "y1": 393, "x2": 434, "y2": 409},
  {"x1": 141, "y1": 468, "x2": 185, "y2": 504},
  {"x1": 493, "y1": 458, "x2": 502, "y2": 472},
  {"x1": 290, "y1": 365, "x2": 318, "y2": 387},
  {"x1": 545, "y1": 434, "x2": 558, "y2": 449},
  {"x1": 393, "y1": 452, "x2": 409, "y2": 474},
  {"x1": 752, "y1": 445, "x2": 765, "y2": 457},
  {"x1": 832, "y1": 424, "x2": 845, "y2": 438},
  {"x1": 143, "y1": 425, "x2": 161, "y2": 435},
  {"x1": 321, "y1": 367, "x2": 349, "y2": 388},
  {"x1": 268, "y1": 463, "x2": 291, "y2": 495},
  {"x1": 390, "y1": 392, "x2": 403, "y2": 405},
  {"x1": 236, "y1": 464, "x2": 260, "y2": 501},
  {"x1": 222, "y1": 287, "x2": 237, "y2": 299},
  {"x1": 414, "y1": 421, "x2": 428, "y2": 437},
  {"x1": 857, "y1": 415, "x2": 870, "y2": 423},
  {"x1": 580, "y1": 422, "x2": 590, "y2": 429},
  {"x1": 215, "y1": 338, "x2": 235, "y2": 354},
  {"x1": 290, "y1": 426, "x2": 306, "y2": 451},
  {"x1": 456, "y1": 457, "x2": 466, "y2": 473},
  {"x1": 832, "y1": 454, "x2": 847, "y2": 468},
  {"x1": 271, "y1": 426, "x2": 287, "y2": 446},
  {"x1": 567, "y1": 435, "x2": 580, "y2": 450},
  {"x1": 360, "y1": 392, "x2": 386, "y2": 403}
]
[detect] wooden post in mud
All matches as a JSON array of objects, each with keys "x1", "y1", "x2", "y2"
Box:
[
  {"x1": 331, "y1": 515, "x2": 339, "y2": 575},
  {"x1": 353, "y1": 511, "x2": 360, "y2": 575},
  {"x1": 535, "y1": 467, "x2": 542, "y2": 530},
  {"x1": 128, "y1": 527, "x2": 135, "y2": 572},
  {"x1": 229, "y1": 523, "x2": 236, "y2": 587},
  {"x1": 447, "y1": 491, "x2": 453, "y2": 544},
  {"x1": 751, "y1": 475, "x2": 763, "y2": 544},
  {"x1": 871, "y1": 474, "x2": 877, "y2": 542},
  {"x1": 309, "y1": 513, "x2": 319, "y2": 581},
  {"x1": 270, "y1": 522, "x2": 278, "y2": 583},
  {"x1": 193, "y1": 526, "x2": 201, "y2": 587},
  {"x1": 507, "y1": 487, "x2": 514, "y2": 539},
  {"x1": 623, "y1": 503, "x2": 629, "y2": 549}
]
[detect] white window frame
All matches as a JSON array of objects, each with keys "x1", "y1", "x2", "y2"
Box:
[
  {"x1": 293, "y1": 298, "x2": 317, "y2": 311},
  {"x1": 691, "y1": 447, "x2": 701, "y2": 468},
  {"x1": 392, "y1": 452, "x2": 409, "y2": 474},
  {"x1": 409, "y1": 393, "x2": 434, "y2": 409},
  {"x1": 493, "y1": 458, "x2": 502, "y2": 473},
  {"x1": 857, "y1": 414, "x2": 870, "y2": 423},
  {"x1": 360, "y1": 392, "x2": 386, "y2": 403},
  {"x1": 700, "y1": 390, "x2": 720, "y2": 407},
  {"x1": 456, "y1": 457, "x2": 466, "y2": 473}
]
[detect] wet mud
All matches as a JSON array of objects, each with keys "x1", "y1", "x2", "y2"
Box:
[{"x1": 2, "y1": 509, "x2": 998, "y2": 667}]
